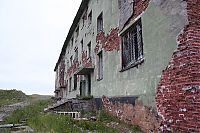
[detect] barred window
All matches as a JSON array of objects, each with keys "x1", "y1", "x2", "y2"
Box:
[{"x1": 121, "y1": 18, "x2": 144, "y2": 70}]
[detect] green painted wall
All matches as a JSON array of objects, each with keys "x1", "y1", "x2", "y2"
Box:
[{"x1": 92, "y1": 2, "x2": 177, "y2": 107}]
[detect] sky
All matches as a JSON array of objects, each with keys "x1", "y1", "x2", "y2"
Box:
[{"x1": 0, "y1": 0, "x2": 82, "y2": 95}]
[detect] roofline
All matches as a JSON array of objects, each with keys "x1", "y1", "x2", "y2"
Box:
[{"x1": 54, "y1": 0, "x2": 90, "y2": 71}]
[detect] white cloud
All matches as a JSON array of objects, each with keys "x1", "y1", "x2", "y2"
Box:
[{"x1": 0, "y1": 0, "x2": 82, "y2": 95}]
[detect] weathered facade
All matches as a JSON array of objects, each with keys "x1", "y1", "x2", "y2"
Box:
[{"x1": 54, "y1": 0, "x2": 200, "y2": 132}]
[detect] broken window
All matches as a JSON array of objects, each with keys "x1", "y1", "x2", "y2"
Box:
[
  {"x1": 97, "y1": 12, "x2": 103, "y2": 33},
  {"x1": 87, "y1": 42, "x2": 91, "y2": 58},
  {"x1": 74, "y1": 48, "x2": 78, "y2": 62},
  {"x1": 121, "y1": 18, "x2": 144, "y2": 69},
  {"x1": 88, "y1": 10, "x2": 92, "y2": 26},
  {"x1": 97, "y1": 51, "x2": 103, "y2": 80},
  {"x1": 69, "y1": 77, "x2": 72, "y2": 92},
  {"x1": 74, "y1": 75, "x2": 77, "y2": 90}
]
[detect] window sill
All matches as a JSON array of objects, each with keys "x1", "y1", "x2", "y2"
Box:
[{"x1": 120, "y1": 58, "x2": 144, "y2": 72}]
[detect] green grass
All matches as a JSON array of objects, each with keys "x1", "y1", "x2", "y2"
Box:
[
  {"x1": 4, "y1": 98, "x2": 141, "y2": 133},
  {"x1": 4, "y1": 100, "x2": 118, "y2": 132},
  {"x1": 0, "y1": 89, "x2": 28, "y2": 107}
]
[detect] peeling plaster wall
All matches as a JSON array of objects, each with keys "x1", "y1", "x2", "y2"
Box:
[
  {"x1": 92, "y1": 1, "x2": 179, "y2": 108},
  {"x1": 153, "y1": 0, "x2": 188, "y2": 36}
]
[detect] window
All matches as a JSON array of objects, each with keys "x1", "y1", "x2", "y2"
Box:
[
  {"x1": 74, "y1": 75, "x2": 77, "y2": 90},
  {"x1": 121, "y1": 18, "x2": 144, "y2": 70},
  {"x1": 69, "y1": 77, "x2": 72, "y2": 92},
  {"x1": 74, "y1": 48, "x2": 78, "y2": 62},
  {"x1": 67, "y1": 60, "x2": 69, "y2": 68},
  {"x1": 87, "y1": 42, "x2": 91, "y2": 58},
  {"x1": 75, "y1": 26, "x2": 79, "y2": 38},
  {"x1": 81, "y1": 39, "x2": 84, "y2": 52},
  {"x1": 70, "y1": 56, "x2": 73, "y2": 66},
  {"x1": 82, "y1": 11, "x2": 87, "y2": 29},
  {"x1": 88, "y1": 10, "x2": 92, "y2": 26},
  {"x1": 97, "y1": 12, "x2": 103, "y2": 33},
  {"x1": 71, "y1": 37, "x2": 74, "y2": 48},
  {"x1": 97, "y1": 51, "x2": 103, "y2": 80},
  {"x1": 66, "y1": 80, "x2": 68, "y2": 95}
]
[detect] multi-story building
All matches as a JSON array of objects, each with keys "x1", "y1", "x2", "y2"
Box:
[{"x1": 54, "y1": 0, "x2": 200, "y2": 132}]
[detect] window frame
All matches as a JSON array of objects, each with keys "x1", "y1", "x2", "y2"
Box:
[
  {"x1": 97, "y1": 51, "x2": 103, "y2": 80},
  {"x1": 97, "y1": 12, "x2": 103, "y2": 33},
  {"x1": 87, "y1": 42, "x2": 91, "y2": 59},
  {"x1": 88, "y1": 10, "x2": 92, "y2": 26},
  {"x1": 121, "y1": 18, "x2": 144, "y2": 71}
]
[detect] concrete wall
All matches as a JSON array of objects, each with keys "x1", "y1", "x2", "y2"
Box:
[
  {"x1": 92, "y1": 1, "x2": 177, "y2": 107},
  {"x1": 56, "y1": 0, "x2": 181, "y2": 108}
]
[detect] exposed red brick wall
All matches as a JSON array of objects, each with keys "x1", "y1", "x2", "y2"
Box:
[
  {"x1": 102, "y1": 96, "x2": 161, "y2": 132},
  {"x1": 95, "y1": 28, "x2": 120, "y2": 53},
  {"x1": 156, "y1": 0, "x2": 200, "y2": 132},
  {"x1": 67, "y1": 51, "x2": 93, "y2": 77},
  {"x1": 133, "y1": 0, "x2": 150, "y2": 19}
]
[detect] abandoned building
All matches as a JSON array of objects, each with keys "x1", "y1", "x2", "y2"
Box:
[{"x1": 53, "y1": 0, "x2": 200, "y2": 132}]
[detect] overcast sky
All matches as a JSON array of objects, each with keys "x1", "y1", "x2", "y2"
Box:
[{"x1": 0, "y1": 0, "x2": 82, "y2": 95}]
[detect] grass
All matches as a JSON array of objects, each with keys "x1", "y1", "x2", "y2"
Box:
[
  {"x1": 3, "y1": 100, "x2": 119, "y2": 132},
  {"x1": 0, "y1": 89, "x2": 28, "y2": 107},
  {"x1": 3, "y1": 96, "x2": 141, "y2": 132}
]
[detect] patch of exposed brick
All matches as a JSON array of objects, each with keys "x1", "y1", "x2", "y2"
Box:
[
  {"x1": 121, "y1": 0, "x2": 150, "y2": 30},
  {"x1": 156, "y1": 0, "x2": 200, "y2": 132},
  {"x1": 102, "y1": 96, "x2": 161, "y2": 132},
  {"x1": 95, "y1": 28, "x2": 120, "y2": 53},
  {"x1": 67, "y1": 51, "x2": 93, "y2": 77}
]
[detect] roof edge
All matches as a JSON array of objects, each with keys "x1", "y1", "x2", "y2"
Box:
[{"x1": 54, "y1": 0, "x2": 90, "y2": 71}]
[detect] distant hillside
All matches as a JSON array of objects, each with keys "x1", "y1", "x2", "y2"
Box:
[
  {"x1": 29, "y1": 94, "x2": 52, "y2": 102},
  {"x1": 0, "y1": 89, "x2": 28, "y2": 107}
]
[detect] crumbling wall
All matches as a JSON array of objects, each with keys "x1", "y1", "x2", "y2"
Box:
[
  {"x1": 95, "y1": 28, "x2": 120, "y2": 53},
  {"x1": 102, "y1": 96, "x2": 161, "y2": 132},
  {"x1": 156, "y1": 0, "x2": 200, "y2": 132},
  {"x1": 153, "y1": 0, "x2": 188, "y2": 36},
  {"x1": 59, "y1": 58, "x2": 65, "y2": 88}
]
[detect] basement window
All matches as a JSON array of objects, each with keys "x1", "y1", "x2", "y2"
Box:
[
  {"x1": 97, "y1": 51, "x2": 103, "y2": 80},
  {"x1": 97, "y1": 12, "x2": 103, "y2": 33},
  {"x1": 121, "y1": 18, "x2": 144, "y2": 70}
]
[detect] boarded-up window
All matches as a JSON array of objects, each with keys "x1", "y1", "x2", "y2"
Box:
[
  {"x1": 122, "y1": 18, "x2": 143, "y2": 69},
  {"x1": 118, "y1": 0, "x2": 134, "y2": 30}
]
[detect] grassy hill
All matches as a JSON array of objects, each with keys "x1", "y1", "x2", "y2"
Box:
[{"x1": 0, "y1": 89, "x2": 28, "y2": 107}]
